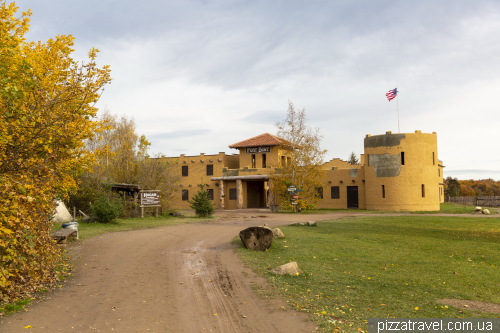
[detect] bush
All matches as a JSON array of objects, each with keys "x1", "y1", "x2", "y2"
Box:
[
  {"x1": 188, "y1": 184, "x2": 214, "y2": 217},
  {"x1": 90, "y1": 194, "x2": 123, "y2": 223}
]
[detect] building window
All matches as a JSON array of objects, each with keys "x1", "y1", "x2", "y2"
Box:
[
  {"x1": 229, "y1": 188, "x2": 237, "y2": 200},
  {"x1": 251, "y1": 154, "x2": 256, "y2": 168},
  {"x1": 281, "y1": 156, "x2": 285, "y2": 166},
  {"x1": 182, "y1": 165, "x2": 188, "y2": 177},
  {"x1": 382, "y1": 185, "x2": 385, "y2": 198},
  {"x1": 401, "y1": 152, "x2": 405, "y2": 165},
  {"x1": 316, "y1": 187, "x2": 323, "y2": 199},
  {"x1": 262, "y1": 154, "x2": 266, "y2": 168},
  {"x1": 331, "y1": 186, "x2": 340, "y2": 199},
  {"x1": 207, "y1": 164, "x2": 213, "y2": 176},
  {"x1": 207, "y1": 189, "x2": 214, "y2": 200},
  {"x1": 287, "y1": 157, "x2": 291, "y2": 166},
  {"x1": 182, "y1": 189, "x2": 189, "y2": 201},
  {"x1": 438, "y1": 168, "x2": 440, "y2": 177},
  {"x1": 422, "y1": 184, "x2": 425, "y2": 198},
  {"x1": 432, "y1": 152, "x2": 435, "y2": 165}
]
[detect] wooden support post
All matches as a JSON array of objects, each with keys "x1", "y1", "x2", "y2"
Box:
[
  {"x1": 134, "y1": 192, "x2": 138, "y2": 213},
  {"x1": 268, "y1": 179, "x2": 275, "y2": 206},
  {"x1": 141, "y1": 207, "x2": 144, "y2": 218},
  {"x1": 220, "y1": 180, "x2": 225, "y2": 209},
  {"x1": 156, "y1": 207, "x2": 158, "y2": 218},
  {"x1": 236, "y1": 179, "x2": 243, "y2": 209}
]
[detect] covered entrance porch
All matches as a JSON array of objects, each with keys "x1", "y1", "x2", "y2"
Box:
[{"x1": 211, "y1": 175, "x2": 274, "y2": 209}]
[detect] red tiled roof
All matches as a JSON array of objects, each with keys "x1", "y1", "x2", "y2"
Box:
[{"x1": 228, "y1": 133, "x2": 292, "y2": 148}]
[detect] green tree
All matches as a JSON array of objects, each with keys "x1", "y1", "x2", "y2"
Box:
[
  {"x1": 188, "y1": 183, "x2": 214, "y2": 217},
  {"x1": 87, "y1": 182, "x2": 122, "y2": 223},
  {"x1": 444, "y1": 177, "x2": 461, "y2": 197},
  {"x1": 347, "y1": 151, "x2": 359, "y2": 164}
]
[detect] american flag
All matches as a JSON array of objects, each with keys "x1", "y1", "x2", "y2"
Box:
[{"x1": 386, "y1": 88, "x2": 398, "y2": 101}]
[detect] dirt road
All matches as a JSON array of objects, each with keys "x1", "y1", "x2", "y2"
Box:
[
  {"x1": 1, "y1": 210, "x2": 347, "y2": 333},
  {"x1": 1, "y1": 210, "x2": 495, "y2": 332}
]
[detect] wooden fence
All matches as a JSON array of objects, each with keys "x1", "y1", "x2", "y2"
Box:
[{"x1": 445, "y1": 196, "x2": 500, "y2": 207}]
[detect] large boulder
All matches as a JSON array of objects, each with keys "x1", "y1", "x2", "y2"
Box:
[
  {"x1": 482, "y1": 209, "x2": 490, "y2": 215},
  {"x1": 270, "y1": 262, "x2": 303, "y2": 276},
  {"x1": 273, "y1": 228, "x2": 285, "y2": 238},
  {"x1": 475, "y1": 206, "x2": 482, "y2": 212},
  {"x1": 239, "y1": 226, "x2": 274, "y2": 251}
]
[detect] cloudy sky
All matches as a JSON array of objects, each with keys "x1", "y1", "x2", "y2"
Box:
[{"x1": 17, "y1": 0, "x2": 500, "y2": 180}]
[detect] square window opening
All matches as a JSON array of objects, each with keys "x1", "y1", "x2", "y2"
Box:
[
  {"x1": 207, "y1": 164, "x2": 213, "y2": 176},
  {"x1": 229, "y1": 188, "x2": 237, "y2": 200},
  {"x1": 331, "y1": 186, "x2": 340, "y2": 199}
]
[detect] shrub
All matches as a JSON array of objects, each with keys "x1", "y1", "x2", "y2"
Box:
[
  {"x1": 90, "y1": 194, "x2": 123, "y2": 223},
  {"x1": 188, "y1": 184, "x2": 214, "y2": 217}
]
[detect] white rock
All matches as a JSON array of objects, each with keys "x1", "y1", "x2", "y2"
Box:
[
  {"x1": 482, "y1": 209, "x2": 490, "y2": 215},
  {"x1": 270, "y1": 262, "x2": 303, "y2": 276},
  {"x1": 272, "y1": 228, "x2": 285, "y2": 238},
  {"x1": 308, "y1": 221, "x2": 317, "y2": 226},
  {"x1": 475, "y1": 206, "x2": 482, "y2": 212}
]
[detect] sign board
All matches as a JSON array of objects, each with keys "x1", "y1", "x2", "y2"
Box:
[
  {"x1": 293, "y1": 196, "x2": 299, "y2": 199},
  {"x1": 287, "y1": 188, "x2": 296, "y2": 192},
  {"x1": 140, "y1": 191, "x2": 160, "y2": 206},
  {"x1": 246, "y1": 146, "x2": 271, "y2": 154}
]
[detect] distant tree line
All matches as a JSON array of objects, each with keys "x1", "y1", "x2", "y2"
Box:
[{"x1": 444, "y1": 177, "x2": 500, "y2": 197}]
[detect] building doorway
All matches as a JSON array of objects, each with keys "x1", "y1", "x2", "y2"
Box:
[
  {"x1": 247, "y1": 181, "x2": 267, "y2": 208},
  {"x1": 347, "y1": 186, "x2": 359, "y2": 209}
]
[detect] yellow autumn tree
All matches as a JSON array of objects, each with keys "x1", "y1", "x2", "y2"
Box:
[
  {"x1": 269, "y1": 101, "x2": 327, "y2": 210},
  {"x1": 0, "y1": 1, "x2": 111, "y2": 301}
]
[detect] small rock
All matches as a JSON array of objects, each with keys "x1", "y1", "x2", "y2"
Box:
[
  {"x1": 475, "y1": 206, "x2": 482, "y2": 212},
  {"x1": 272, "y1": 228, "x2": 285, "y2": 238},
  {"x1": 308, "y1": 221, "x2": 317, "y2": 226},
  {"x1": 270, "y1": 262, "x2": 303, "y2": 276},
  {"x1": 482, "y1": 209, "x2": 490, "y2": 215},
  {"x1": 169, "y1": 212, "x2": 183, "y2": 217}
]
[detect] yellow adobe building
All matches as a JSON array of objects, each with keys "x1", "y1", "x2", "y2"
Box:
[{"x1": 163, "y1": 131, "x2": 445, "y2": 211}]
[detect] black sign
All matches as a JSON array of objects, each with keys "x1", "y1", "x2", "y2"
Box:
[
  {"x1": 246, "y1": 146, "x2": 270, "y2": 154},
  {"x1": 140, "y1": 192, "x2": 160, "y2": 205}
]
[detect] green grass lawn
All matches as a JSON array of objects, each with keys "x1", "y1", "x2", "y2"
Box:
[
  {"x1": 277, "y1": 203, "x2": 497, "y2": 215},
  {"x1": 236, "y1": 216, "x2": 500, "y2": 332},
  {"x1": 52, "y1": 211, "x2": 216, "y2": 241},
  {"x1": 412, "y1": 203, "x2": 497, "y2": 214}
]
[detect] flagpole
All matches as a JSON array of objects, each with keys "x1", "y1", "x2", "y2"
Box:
[{"x1": 396, "y1": 86, "x2": 400, "y2": 133}]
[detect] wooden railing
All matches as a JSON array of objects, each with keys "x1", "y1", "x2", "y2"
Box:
[{"x1": 445, "y1": 196, "x2": 500, "y2": 207}]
